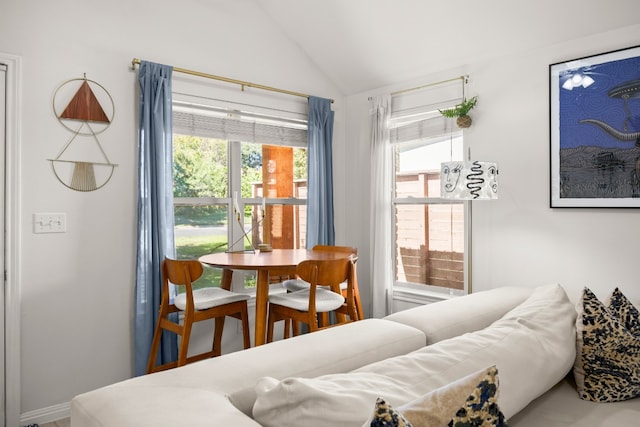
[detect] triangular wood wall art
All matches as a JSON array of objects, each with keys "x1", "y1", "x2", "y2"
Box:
[{"x1": 60, "y1": 80, "x2": 110, "y2": 123}]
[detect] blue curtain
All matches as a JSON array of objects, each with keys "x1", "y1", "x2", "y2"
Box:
[
  {"x1": 306, "y1": 96, "x2": 335, "y2": 248},
  {"x1": 134, "y1": 61, "x2": 177, "y2": 376}
]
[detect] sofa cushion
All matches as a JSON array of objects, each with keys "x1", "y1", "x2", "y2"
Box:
[
  {"x1": 573, "y1": 287, "x2": 640, "y2": 402},
  {"x1": 253, "y1": 373, "x2": 417, "y2": 427},
  {"x1": 71, "y1": 385, "x2": 263, "y2": 427},
  {"x1": 71, "y1": 318, "x2": 426, "y2": 427},
  {"x1": 384, "y1": 286, "x2": 533, "y2": 345},
  {"x1": 365, "y1": 366, "x2": 506, "y2": 427},
  {"x1": 252, "y1": 284, "x2": 575, "y2": 426},
  {"x1": 227, "y1": 318, "x2": 425, "y2": 416}
]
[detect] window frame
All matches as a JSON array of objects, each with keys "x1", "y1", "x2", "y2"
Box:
[
  {"x1": 390, "y1": 127, "x2": 471, "y2": 299},
  {"x1": 172, "y1": 102, "x2": 309, "y2": 292}
]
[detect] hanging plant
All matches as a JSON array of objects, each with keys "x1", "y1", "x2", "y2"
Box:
[{"x1": 439, "y1": 96, "x2": 478, "y2": 128}]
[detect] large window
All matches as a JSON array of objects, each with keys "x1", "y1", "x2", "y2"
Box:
[
  {"x1": 390, "y1": 105, "x2": 469, "y2": 297},
  {"x1": 393, "y1": 133, "x2": 466, "y2": 295},
  {"x1": 172, "y1": 102, "x2": 308, "y2": 289}
]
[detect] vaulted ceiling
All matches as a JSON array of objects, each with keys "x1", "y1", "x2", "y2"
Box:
[{"x1": 255, "y1": 0, "x2": 640, "y2": 95}]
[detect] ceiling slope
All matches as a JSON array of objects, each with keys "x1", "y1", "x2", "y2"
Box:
[{"x1": 253, "y1": 0, "x2": 640, "y2": 95}]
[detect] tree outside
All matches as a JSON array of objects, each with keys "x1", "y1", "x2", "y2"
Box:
[{"x1": 172, "y1": 135, "x2": 306, "y2": 288}]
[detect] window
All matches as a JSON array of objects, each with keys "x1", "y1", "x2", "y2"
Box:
[
  {"x1": 172, "y1": 101, "x2": 308, "y2": 289},
  {"x1": 390, "y1": 107, "x2": 469, "y2": 297}
]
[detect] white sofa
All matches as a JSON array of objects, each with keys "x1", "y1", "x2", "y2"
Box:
[{"x1": 70, "y1": 284, "x2": 639, "y2": 426}]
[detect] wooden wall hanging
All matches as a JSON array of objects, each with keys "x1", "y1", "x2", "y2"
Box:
[{"x1": 50, "y1": 75, "x2": 117, "y2": 191}]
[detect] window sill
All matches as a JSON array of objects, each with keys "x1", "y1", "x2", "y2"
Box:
[{"x1": 392, "y1": 285, "x2": 463, "y2": 306}]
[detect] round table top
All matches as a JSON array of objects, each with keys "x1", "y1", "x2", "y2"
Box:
[{"x1": 199, "y1": 248, "x2": 351, "y2": 270}]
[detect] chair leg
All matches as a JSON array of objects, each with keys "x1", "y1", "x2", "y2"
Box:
[
  {"x1": 354, "y1": 293, "x2": 364, "y2": 320},
  {"x1": 292, "y1": 319, "x2": 300, "y2": 336},
  {"x1": 267, "y1": 309, "x2": 276, "y2": 343},
  {"x1": 213, "y1": 316, "x2": 226, "y2": 357},
  {"x1": 177, "y1": 321, "x2": 192, "y2": 367},
  {"x1": 240, "y1": 303, "x2": 251, "y2": 349},
  {"x1": 146, "y1": 323, "x2": 164, "y2": 374},
  {"x1": 335, "y1": 311, "x2": 347, "y2": 324},
  {"x1": 283, "y1": 317, "x2": 291, "y2": 339},
  {"x1": 319, "y1": 312, "x2": 330, "y2": 327}
]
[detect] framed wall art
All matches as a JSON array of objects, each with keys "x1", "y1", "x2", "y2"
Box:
[{"x1": 550, "y1": 45, "x2": 640, "y2": 208}]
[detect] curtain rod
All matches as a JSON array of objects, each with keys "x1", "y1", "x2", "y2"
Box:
[
  {"x1": 391, "y1": 75, "x2": 467, "y2": 96},
  {"x1": 369, "y1": 75, "x2": 468, "y2": 100},
  {"x1": 130, "y1": 58, "x2": 334, "y2": 103}
]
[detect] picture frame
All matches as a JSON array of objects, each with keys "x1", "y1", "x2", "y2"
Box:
[{"x1": 550, "y1": 45, "x2": 640, "y2": 208}]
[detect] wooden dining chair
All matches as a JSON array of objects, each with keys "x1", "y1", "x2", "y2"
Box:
[
  {"x1": 146, "y1": 258, "x2": 251, "y2": 374},
  {"x1": 281, "y1": 245, "x2": 364, "y2": 321},
  {"x1": 266, "y1": 256, "x2": 358, "y2": 342}
]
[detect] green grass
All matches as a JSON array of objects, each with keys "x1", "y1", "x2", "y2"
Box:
[
  {"x1": 174, "y1": 204, "x2": 257, "y2": 290},
  {"x1": 175, "y1": 234, "x2": 256, "y2": 289},
  {"x1": 176, "y1": 234, "x2": 228, "y2": 259},
  {"x1": 176, "y1": 234, "x2": 226, "y2": 289},
  {"x1": 175, "y1": 205, "x2": 227, "y2": 227}
]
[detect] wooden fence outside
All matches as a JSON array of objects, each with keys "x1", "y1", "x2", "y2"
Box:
[{"x1": 395, "y1": 171, "x2": 465, "y2": 290}]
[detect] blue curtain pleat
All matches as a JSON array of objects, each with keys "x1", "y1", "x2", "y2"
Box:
[
  {"x1": 306, "y1": 96, "x2": 335, "y2": 248},
  {"x1": 134, "y1": 61, "x2": 177, "y2": 376}
]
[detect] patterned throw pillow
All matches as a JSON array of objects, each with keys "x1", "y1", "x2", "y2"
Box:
[
  {"x1": 608, "y1": 287, "x2": 640, "y2": 336},
  {"x1": 370, "y1": 398, "x2": 413, "y2": 427},
  {"x1": 574, "y1": 287, "x2": 640, "y2": 402},
  {"x1": 369, "y1": 366, "x2": 507, "y2": 427},
  {"x1": 446, "y1": 366, "x2": 507, "y2": 427}
]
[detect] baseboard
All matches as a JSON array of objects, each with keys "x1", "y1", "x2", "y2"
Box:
[{"x1": 20, "y1": 402, "x2": 70, "y2": 426}]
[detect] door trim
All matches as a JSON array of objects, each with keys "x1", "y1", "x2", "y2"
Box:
[{"x1": 1, "y1": 52, "x2": 22, "y2": 427}]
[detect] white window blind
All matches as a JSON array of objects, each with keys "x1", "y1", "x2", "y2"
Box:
[
  {"x1": 389, "y1": 78, "x2": 463, "y2": 144},
  {"x1": 390, "y1": 109, "x2": 456, "y2": 144},
  {"x1": 173, "y1": 101, "x2": 307, "y2": 147}
]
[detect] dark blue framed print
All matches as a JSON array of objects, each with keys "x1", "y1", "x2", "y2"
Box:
[{"x1": 550, "y1": 45, "x2": 640, "y2": 207}]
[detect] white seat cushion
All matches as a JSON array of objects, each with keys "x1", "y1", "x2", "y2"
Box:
[
  {"x1": 282, "y1": 278, "x2": 348, "y2": 293},
  {"x1": 174, "y1": 287, "x2": 250, "y2": 311},
  {"x1": 269, "y1": 288, "x2": 345, "y2": 312}
]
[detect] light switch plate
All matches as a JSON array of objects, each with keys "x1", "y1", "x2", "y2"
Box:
[{"x1": 33, "y1": 213, "x2": 67, "y2": 233}]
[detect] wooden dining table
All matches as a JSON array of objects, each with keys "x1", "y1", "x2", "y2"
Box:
[{"x1": 199, "y1": 248, "x2": 352, "y2": 346}]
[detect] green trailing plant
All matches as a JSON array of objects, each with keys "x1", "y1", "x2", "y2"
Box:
[{"x1": 438, "y1": 96, "x2": 478, "y2": 118}]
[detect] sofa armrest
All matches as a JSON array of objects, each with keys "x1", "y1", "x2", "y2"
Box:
[
  {"x1": 383, "y1": 286, "x2": 533, "y2": 345},
  {"x1": 71, "y1": 386, "x2": 262, "y2": 427}
]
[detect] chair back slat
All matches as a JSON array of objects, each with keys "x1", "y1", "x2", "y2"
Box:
[
  {"x1": 163, "y1": 259, "x2": 203, "y2": 286},
  {"x1": 296, "y1": 257, "x2": 351, "y2": 290},
  {"x1": 312, "y1": 245, "x2": 358, "y2": 262}
]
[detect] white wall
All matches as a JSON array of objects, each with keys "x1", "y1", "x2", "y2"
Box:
[
  {"x1": 0, "y1": 0, "x2": 345, "y2": 423},
  {"x1": 345, "y1": 24, "x2": 640, "y2": 317}
]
